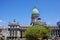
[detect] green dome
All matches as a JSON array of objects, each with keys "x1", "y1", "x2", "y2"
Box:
[{"x1": 32, "y1": 7, "x2": 39, "y2": 14}]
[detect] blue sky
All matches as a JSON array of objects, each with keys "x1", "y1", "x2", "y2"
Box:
[{"x1": 0, "y1": 0, "x2": 60, "y2": 27}]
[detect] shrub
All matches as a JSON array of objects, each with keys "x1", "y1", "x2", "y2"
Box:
[{"x1": 24, "y1": 25, "x2": 51, "y2": 40}]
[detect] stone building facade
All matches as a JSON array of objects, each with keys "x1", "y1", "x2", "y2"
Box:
[{"x1": 0, "y1": 7, "x2": 60, "y2": 40}]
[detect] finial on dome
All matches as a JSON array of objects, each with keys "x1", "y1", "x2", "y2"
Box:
[{"x1": 34, "y1": 6, "x2": 36, "y2": 8}]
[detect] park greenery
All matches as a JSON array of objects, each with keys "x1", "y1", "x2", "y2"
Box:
[{"x1": 24, "y1": 25, "x2": 51, "y2": 40}]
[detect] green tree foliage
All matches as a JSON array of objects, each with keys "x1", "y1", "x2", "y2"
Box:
[{"x1": 24, "y1": 25, "x2": 51, "y2": 40}]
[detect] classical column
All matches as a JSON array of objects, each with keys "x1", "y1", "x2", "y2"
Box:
[
  {"x1": 15, "y1": 30, "x2": 17, "y2": 37},
  {"x1": 14, "y1": 31, "x2": 15, "y2": 37},
  {"x1": 55, "y1": 31, "x2": 56, "y2": 36},
  {"x1": 57, "y1": 30, "x2": 58, "y2": 36},
  {"x1": 20, "y1": 31, "x2": 22, "y2": 38},
  {"x1": 10, "y1": 30, "x2": 11, "y2": 36}
]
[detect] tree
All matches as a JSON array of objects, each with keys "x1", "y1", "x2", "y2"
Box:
[{"x1": 24, "y1": 25, "x2": 51, "y2": 40}]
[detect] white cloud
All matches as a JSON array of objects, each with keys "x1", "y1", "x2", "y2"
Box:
[
  {"x1": 46, "y1": 22, "x2": 51, "y2": 25},
  {"x1": 0, "y1": 20, "x2": 3, "y2": 23},
  {"x1": 46, "y1": 22, "x2": 56, "y2": 26},
  {"x1": 0, "y1": 25, "x2": 2, "y2": 26}
]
